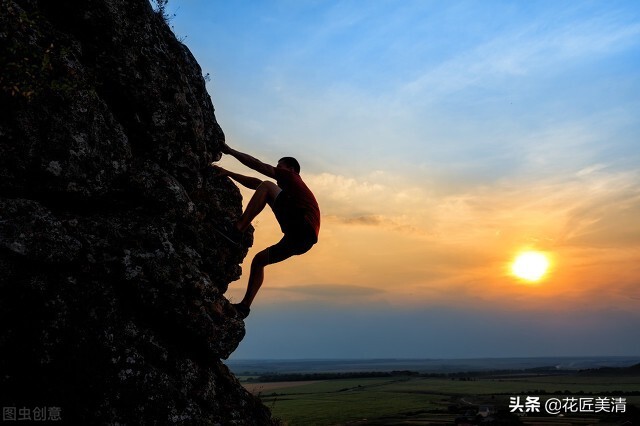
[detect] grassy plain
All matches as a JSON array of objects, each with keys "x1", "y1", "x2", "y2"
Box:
[{"x1": 244, "y1": 373, "x2": 640, "y2": 425}]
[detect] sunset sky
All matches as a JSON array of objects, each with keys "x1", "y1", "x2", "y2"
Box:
[{"x1": 169, "y1": 1, "x2": 640, "y2": 359}]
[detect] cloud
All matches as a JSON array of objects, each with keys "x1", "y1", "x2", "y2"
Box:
[
  {"x1": 306, "y1": 171, "x2": 438, "y2": 230},
  {"x1": 247, "y1": 283, "x2": 389, "y2": 307},
  {"x1": 327, "y1": 215, "x2": 385, "y2": 226},
  {"x1": 276, "y1": 284, "x2": 386, "y2": 298},
  {"x1": 234, "y1": 162, "x2": 638, "y2": 269},
  {"x1": 291, "y1": 164, "x2": 640, "y2": 311},
  {"x1": 403, "y1": 12, "x2": 640, "y2": 100},
  {"x1": 553, "y1": 168, "x2": 640, "y2": 247},
  {"x1": 305, "y1": 162, "x2": 640, "y2": 248}
]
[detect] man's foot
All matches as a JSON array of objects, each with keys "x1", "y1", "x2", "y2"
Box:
[
  {"x1": 213, "y1": 220, "x2": 243, "y2": 247},
  {"x1": 233, "y1": 303, "x2": 251, "y2": 319}
]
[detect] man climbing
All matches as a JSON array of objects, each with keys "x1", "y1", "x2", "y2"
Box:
[{"x1": 211, "y1": 143, "x2": 320, "y2": 319}]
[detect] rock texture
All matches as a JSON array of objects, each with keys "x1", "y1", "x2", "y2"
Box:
[{"x1": 0, "y1": 0, "x2": 274, "y2": 423}]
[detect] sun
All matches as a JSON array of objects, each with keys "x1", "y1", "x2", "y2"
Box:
[{"x1": 511, "y1": 251, "x2": 550, "y2": 282}]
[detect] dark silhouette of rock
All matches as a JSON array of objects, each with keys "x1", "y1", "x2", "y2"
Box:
[{"x1": 0, "y1": 0, "x2": 274, "y2": 423}]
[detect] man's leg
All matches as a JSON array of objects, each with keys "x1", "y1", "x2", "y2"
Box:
[
  {"x1": 237, "y1": 232, "x2": 308, "y2": 312},
  {"x1": 238, "y1": 248, "x2": 270, "y2": 308},
  {"x1": 234, "y1": 228, "x2": 316, "y2": 317},
  {"x1": 236, "y1": 181, "x2": 281, "y2": 232}
]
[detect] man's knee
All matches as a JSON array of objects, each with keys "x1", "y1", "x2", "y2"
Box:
[
  {"x1": 257, "y1": 181, "x2": 282, "y2": 205},
  {"x1": 252, "y1": 249, "x2": 270, "y2": 268}
]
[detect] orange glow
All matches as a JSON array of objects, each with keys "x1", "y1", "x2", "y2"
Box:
[
  {"x1": 219, "y1": 165, "x2": 640, "y2": 313},
  {"x1": 511, "y1": 251, "x2": 550, "y2": 282}
]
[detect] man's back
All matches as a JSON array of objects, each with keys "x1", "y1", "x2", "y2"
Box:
[{"x1": 275, "y1": 168, "x2": 320, "y2": 238}]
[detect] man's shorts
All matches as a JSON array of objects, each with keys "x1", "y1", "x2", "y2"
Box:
[{"x1": 267, "y1": 191, "x2": 318, "y2": 265}]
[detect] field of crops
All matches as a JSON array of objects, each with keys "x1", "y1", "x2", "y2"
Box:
[{"x1": 244, "y1": 373, "x2": 640, "y2": 425}]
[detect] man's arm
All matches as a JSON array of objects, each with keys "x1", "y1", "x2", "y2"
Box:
[
  {"x1": 211, "y1": 165, "x2": 263, "y2": 190},
  {"x1": 222, "y1": 144, "x2": 276, "y2": 179}
]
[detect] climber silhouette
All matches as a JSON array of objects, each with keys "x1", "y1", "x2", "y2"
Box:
[{"x1": 211, "y1": 143, "x2": 320, "y2": 319}]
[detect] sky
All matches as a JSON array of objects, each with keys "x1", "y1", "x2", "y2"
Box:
[{"x1": 167, "y1": 0, "x2": 640, "y2": 359}]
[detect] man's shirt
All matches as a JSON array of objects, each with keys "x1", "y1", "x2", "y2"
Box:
[{"x1": 275, "y1": 168, "x2": 321, "y2": 238}]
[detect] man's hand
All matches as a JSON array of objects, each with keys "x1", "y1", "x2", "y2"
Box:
[
  {"x1": 218, "y1": 143, "x2": 276, "y2": 179},
  {"x1": 209, "y1": 164, "x2": 264, "y2": 189},
  {"x1": 210, "y1": 164, "x2": 230, "y2": 176}
]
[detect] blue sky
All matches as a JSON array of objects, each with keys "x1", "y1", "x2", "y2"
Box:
[
  {"x1": 167, "y1": 1, "x2": 640, "y2": 359},
  {"x1": 175, "y1": 0, "x2": 640, "y2": 178}
]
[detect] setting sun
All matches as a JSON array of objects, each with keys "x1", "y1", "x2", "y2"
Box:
[{"x1": 512, "y1": 251, "x2": 550, "y2": 282}]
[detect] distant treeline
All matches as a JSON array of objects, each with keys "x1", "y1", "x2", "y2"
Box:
[
  {"x1": 243, "y1": 364, "x2": 640, "y2": 383},
  {"x1": 578, "y1": 363, "x2": 640, "y2": 376},
  {"x1": 245, "y1": 370, "x2": 419, "y2": 383}
]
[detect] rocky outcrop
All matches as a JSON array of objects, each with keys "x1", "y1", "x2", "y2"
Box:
[{"x1": 0, "y1": 0, "x2": 274, "y2": 423}]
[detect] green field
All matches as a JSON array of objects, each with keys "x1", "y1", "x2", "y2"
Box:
[{"x1": 246, "y1": 373, "x2": 640, "y2": 425}]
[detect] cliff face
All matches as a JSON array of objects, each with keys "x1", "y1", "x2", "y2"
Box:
[{"x1": 0, "y1": 0, "x2": 273, "y2": 423}]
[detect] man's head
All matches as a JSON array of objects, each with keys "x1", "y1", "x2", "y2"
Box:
[{"x1": 277, "y1": 157, "x2": 301, "y2": 174}]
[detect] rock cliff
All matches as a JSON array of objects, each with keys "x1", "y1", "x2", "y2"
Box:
[{"x1": 0, "y1": 0, "x2": 274, "y2": 423}]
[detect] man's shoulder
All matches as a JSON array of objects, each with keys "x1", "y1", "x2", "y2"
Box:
[{"x1": 276, "y1": 168, "x2": 302, "y2": 183}]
